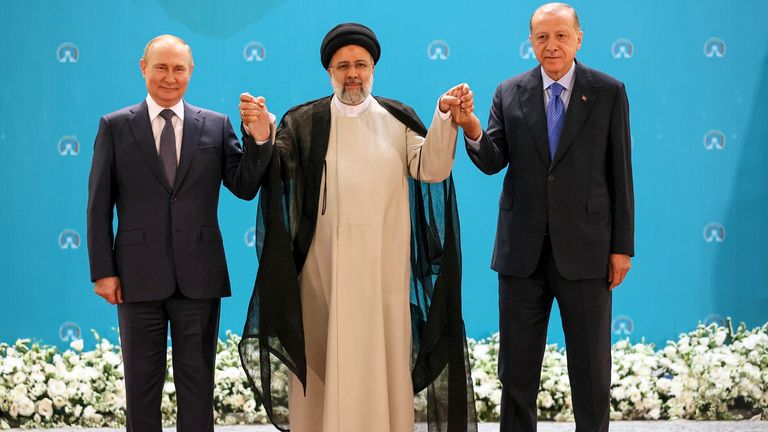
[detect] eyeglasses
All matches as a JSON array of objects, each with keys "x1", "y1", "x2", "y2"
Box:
[{"x1": 328, "y1": 61, "x2": 372, "y2": 73}]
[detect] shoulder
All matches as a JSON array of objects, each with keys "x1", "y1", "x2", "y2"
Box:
[
  {"x1": 374, "y1": 96, "x2": 417, "y2": 117},
  {"x1": 497, "y1": 66, "x2": 539, "y2": 91},
  {"x1": 185, "y1": 103, "x2": 228, "y2": 121},
  {"x1": 577, "y1": 62, "x2": 625, "y2": 90},
  {"x1": 282, "y1": 96, "x2": 332, "y2": 123},
  {"x1": 373, "y1": 96, "x2": 426, "y2": 135},
  {"x1": 101, "y1": 102, "x2": 143, "y2": 122}
]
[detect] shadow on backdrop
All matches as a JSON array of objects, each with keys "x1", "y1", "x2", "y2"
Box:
[
  {"x1": 154, "y1": 0, "x2": 283, "y2": 37},
  {"x1": 713, "y1": 52, "x2": 768, "y2": 328}
]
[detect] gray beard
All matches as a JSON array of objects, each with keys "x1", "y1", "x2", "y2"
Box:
[{"x1": 332, "y1": 76, "x2": 373, "y2": 105}]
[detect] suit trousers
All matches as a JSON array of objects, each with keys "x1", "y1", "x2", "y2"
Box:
[
  {"x1": 118, "y1": 292, "x2": 221, "y2": 432},
  {"x1": 497, "y1": 237, "x2": 612, "y2": 432}
]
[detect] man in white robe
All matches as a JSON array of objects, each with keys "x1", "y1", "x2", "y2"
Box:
[{"x1": 238, "y1": 23, "x2": 478, "y2": 432}]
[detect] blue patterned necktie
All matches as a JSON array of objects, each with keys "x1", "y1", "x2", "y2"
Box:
[
  {"x1": 546, "y1": 82, "x2": 565, "y2": 161},
  {"x1": 158, "y1": 109, "x2": 177, "y2": 187}
]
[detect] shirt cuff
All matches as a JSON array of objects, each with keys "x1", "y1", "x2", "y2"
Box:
[
  {"x1": 243, "y1": 113, "x2": 276, "y2": 145},
  {"x1": 466, "y1": 134, "x2": 481, "y2": 150}
]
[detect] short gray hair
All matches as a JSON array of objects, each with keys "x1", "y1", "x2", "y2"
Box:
[
  {"x1": 530, "y1": 3, "x2": 581, "y2": 32},
  {"x1": 142, "y1": 34, "x2": 194, "y2": 65}
]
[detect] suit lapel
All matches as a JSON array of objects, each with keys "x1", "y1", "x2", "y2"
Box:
[
  {"x1": 174, "y1": 102, "x2": 203, "y2": 190},
  {"x1": 127, "y1": 101, "x2": 173, "y2": 193},
  {"x1": 517, "y1": 67, "x2": 550, "y2": 164},
  {"x1": 550, "y1": 61, "x2": 599, "y2": 171}
]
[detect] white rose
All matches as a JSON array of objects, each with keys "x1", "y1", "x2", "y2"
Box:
[
  {"x1": 103, "y1": 351, "x2": 121, "y2": 367},
  {"x1": 52, "y1": 395, "x2": 67, "y2": 408},
  {"x1": 473, "y1": 344, "x2": 490, "y2": 362},
  {"x1": 74, "y1": 404, "x2": 83, "y2": 417},
  {"x1": 78, "y1": 383, "x2": 93, "y2": 400},
  {"x1": 9, "y1": 402, "x2": 18, "y2": 418},
  {"x1": 12, "y1": 371, "x2": 26, "y2": 385},
  {"x1": 30, "y1": 371, "x2": 46, "y2": 383},
  {"x1": 649, "y1": 407, "x2": 661, "y2": 419},
  {"x1": 538, "y1": 391, "x2": 554, "y2": 409},
  {"x1": 743, "y1": 334, "x2": 760, "y2": 350},
  {"x1": 475, "y1": 400, "x2": 486, "y2": 413},
  {"x1": 228, "y1": 393, "x2": 245, "y2": 409},
  {"x1": 36, "y1": 398, "x2": 54, "y2": 419},
  {"x1": 70, "y1": 339, "x2": 84, "y2": 352},
  {"x1": 163, "y1": 382, "x2": 176, "y2": 395},
  {"x1": 10, "y1": 384, "x2": 28, "y2": 401},
  {"x1": 475, "y1": 382, "x2": 493, "y2": 399},
  {"x1": 490, "y1": 389, "x2": 502, "y2": 406},
  {"x1": 243, "y1": 398, "x2": 257, "y2": 413},
  {"x1": 663, "y1": 345, "x2": 677, "y2": 357},
  {"x1": 541, "y1": 378, "x2": 555, "y2": 391},
  {"x1": 83, "y1": 405, "x2": 103, "y2": 423},
  {"x1": 16, "y1": 396, "x2": 35, "y2": 417}
]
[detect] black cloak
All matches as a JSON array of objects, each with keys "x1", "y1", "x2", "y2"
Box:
[{"x1": 239, "y1": 95, "x2": 477, "y2": 431}]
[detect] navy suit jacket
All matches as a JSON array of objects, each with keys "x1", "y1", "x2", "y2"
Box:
[
  {"x1": 466, "y1": 62, "x2": 634, "y2": 280},
  {"x1": 87, "y1": 100, "x2": 271, "y2": 302}
]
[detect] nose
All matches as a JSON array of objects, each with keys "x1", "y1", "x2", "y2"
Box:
[{"x1": 162, "y1": 71, "x2": 175, "y2": 83}]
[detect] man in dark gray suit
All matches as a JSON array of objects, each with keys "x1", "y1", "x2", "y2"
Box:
[
  {"x1": 458, "y1": 3, "x2": 634, "y2": 431},
  {"x1": 87, "y1": 35, "x2": 271, "y2": 432}
]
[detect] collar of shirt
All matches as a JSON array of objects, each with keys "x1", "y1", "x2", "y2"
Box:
[
  {"x1": 541, "y1": 61, "x2": 576, "y2": 105},
  {"x1": 332, "y1": 93, "x2": 373, "y2": 117},
  {"x1": 145, "y1": 95, "x2": 185, "y2": 123}
]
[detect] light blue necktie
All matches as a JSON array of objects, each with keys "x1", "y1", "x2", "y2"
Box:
[{"x1": 546, "y1": 82, "x2": 565, "y2": 161}]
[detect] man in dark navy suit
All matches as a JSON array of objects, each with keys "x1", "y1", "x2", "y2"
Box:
[
  {"x1": 459, "y1": 3, "x2": 634, "y2": 431},
  {"x1": 87, "y1": 35, "x2": 271, "y2": 432}
]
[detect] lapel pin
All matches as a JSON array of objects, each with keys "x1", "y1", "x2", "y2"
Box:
[{"x1": 581, "y1": 95, "x2": 587, "y2": 102}]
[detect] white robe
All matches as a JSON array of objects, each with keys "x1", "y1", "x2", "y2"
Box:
[{"x1": 288, "y1": 95, "x2": 457, "y2": 432}]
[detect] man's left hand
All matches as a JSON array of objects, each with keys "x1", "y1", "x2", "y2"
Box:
[
  {"x1": 440, "y1": 83, "x2": 475, "y2": 126},
  {"x1": 608, "y1": 254, "x2": 631, "y2": 290}
]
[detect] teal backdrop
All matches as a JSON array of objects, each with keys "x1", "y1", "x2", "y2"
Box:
[{"x1": 1, "y1": 0, "x2": 766, "y2": 349}]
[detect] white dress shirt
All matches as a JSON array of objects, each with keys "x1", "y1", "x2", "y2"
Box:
[{"x1": 146, "y1": 95, "x2": 184, "y2": 163}]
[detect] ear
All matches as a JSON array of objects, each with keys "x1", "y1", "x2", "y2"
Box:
[
  {"x1": 140, "y1": 58, "x2": 147, "y2": 78},
  {"x1": 576, "y1": 30, "x2": 583, "y2": 50}
]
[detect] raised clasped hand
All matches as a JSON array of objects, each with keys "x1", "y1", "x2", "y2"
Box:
[{"x1": 239, "y1": 93, "x2": 272, "y2": 142}]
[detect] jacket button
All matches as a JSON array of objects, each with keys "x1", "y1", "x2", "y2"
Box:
[
  {"x1": 548, "y1": 175, "x2": 555, "y2": 181},
  {"x1": 171, "y1": 197, "x2": 178, "y2": 203}
]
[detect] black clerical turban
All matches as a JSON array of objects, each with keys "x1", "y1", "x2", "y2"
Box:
[{"x1": 320, "y1": 23, "x2": 381, "y2": 68}]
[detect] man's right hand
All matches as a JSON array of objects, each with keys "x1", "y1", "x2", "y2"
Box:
[
  {"x1": 239, "y1": 93, "x2": 272, "y2": 142},
  {"x1": 94, "y1": 276, "x2": 123, "y2": 305},
  {"x1": 440, "y1": 84, "x2": 483, "y2": 141}
]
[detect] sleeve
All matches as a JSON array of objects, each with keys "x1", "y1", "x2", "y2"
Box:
[
  {"x1": 406, "y1": 100, "x2": 459, "y2": 183},
  {"x1": 607, "y1": 83, "x2": 635, "y2": 256},
  {"x1": 465, "y1": 83, "x2": 510, "y2": 175},
  {"x1": 86, "y1": 116, "x2": 118, "y2": 282},
  {"x1": 221, "y1": 115, "x2": 274, "y2": 200}
]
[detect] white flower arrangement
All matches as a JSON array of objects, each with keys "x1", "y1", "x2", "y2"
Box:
[{"x1": 1, "y1": 321, "x2": 765, "y2": 428}]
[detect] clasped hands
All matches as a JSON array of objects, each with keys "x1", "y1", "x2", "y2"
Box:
[
  {"x1": 439, "y1": 83, "x2": 482, "y2": 140},
  {"x1": 239, "y1": 93, "x2": 274, "y2": 142}
]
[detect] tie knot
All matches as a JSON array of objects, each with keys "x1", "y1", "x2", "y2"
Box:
[
  {"x1": 159, "y1": 109, "x2": 175, "y2": 122},
  {"x1": 549, "y1": 82, "x2": 564, "y2": 97}
]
